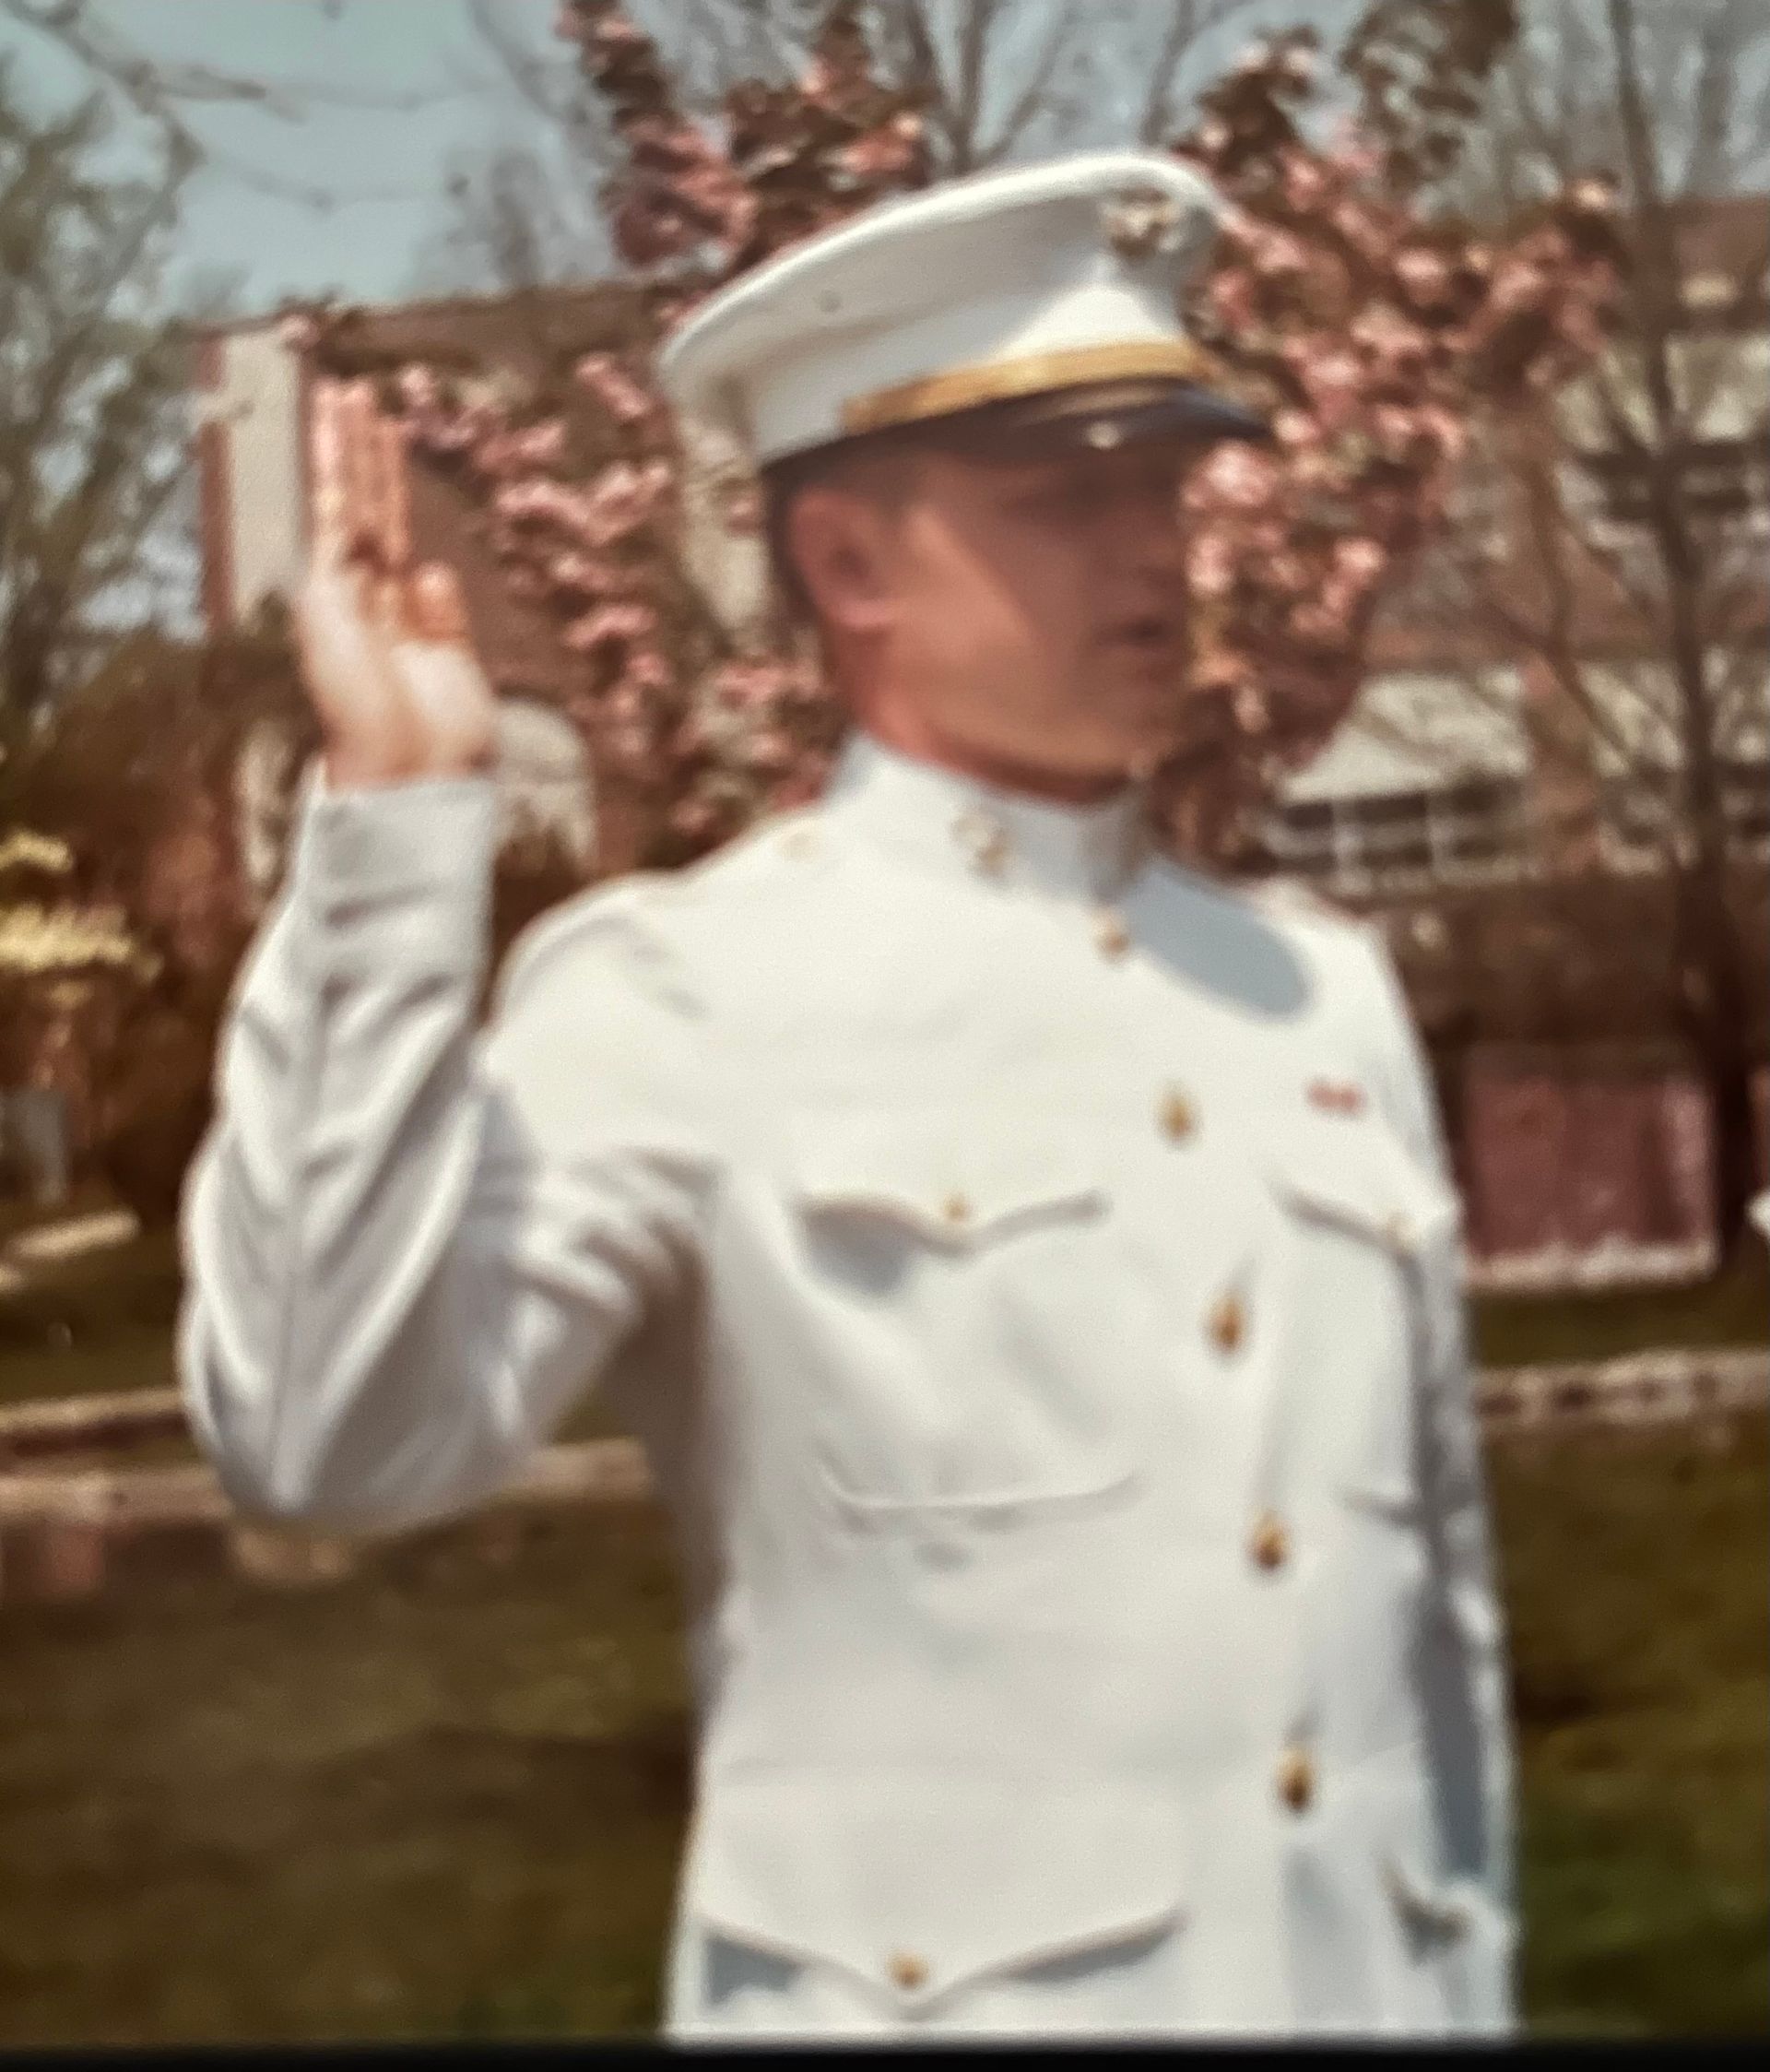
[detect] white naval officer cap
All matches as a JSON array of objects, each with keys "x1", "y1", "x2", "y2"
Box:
[{"x1": 655, "y1": 148, "x2": 1270, "y2": 471}]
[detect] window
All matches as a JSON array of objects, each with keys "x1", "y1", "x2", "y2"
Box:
[
  {"x1": 1257, "y1": 777, "x2": 1528, "y2": 891},
  {"x1": 1577, "y1": 439, "x2": 1770, "y2": 528},
  {"x1": 1598, "y1": 757, "x2": 1770, "y2": 861}
]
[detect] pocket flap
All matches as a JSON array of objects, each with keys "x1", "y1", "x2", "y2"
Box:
[
  {"x1": 1382, "y1": 1855, "x2": 1489, "y2": 1944},
  {"x1": 686, "y1": 1766, "x2": 1186, "y2": 2013},
  {"x1": 786, "y1": 1112, "x2": 1106, "y2": 1247},
  {"x1": 1268, "y1": 1107, "x2": 1461, "y2": 1255},
  {"x1": 1369, "y1": 1770, "x2": 1511, "y2": 1954}
]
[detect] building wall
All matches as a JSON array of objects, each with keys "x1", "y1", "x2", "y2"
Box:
[{"x1": 198, "y1": 326, "x2": 308, "y2": 627}]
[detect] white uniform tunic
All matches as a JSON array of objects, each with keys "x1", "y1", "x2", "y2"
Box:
[{"x1": 179, "y1": 728, "x2": 1518, "y2": 2042}]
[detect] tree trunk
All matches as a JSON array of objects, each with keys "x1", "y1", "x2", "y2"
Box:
[{"x1": 1673, "y1": 862, "x2": 1760, "y2": 1259}]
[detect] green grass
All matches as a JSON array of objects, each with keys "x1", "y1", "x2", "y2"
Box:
[
  {"x1": 1473, "y1": 1239, "x2": 1769, "y2": 1369},
  {"x1": 1, "y1": 1216, "x2": 1764, "y2": 1421},
  {"x1": 0, "y1": 1415, "x2": 1763, "y2": 2043}
]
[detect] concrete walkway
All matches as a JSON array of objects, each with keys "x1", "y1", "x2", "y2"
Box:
[{"x1": 0, "y1": 1208, "x2": 142, "y2": 1297}]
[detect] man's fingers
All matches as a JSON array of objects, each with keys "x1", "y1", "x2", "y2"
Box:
[
  {"x1": 310, "y1": 379, "x2": 349, "y2": 568},
  {"x1": 296, "y1": 557, "x2": 406, "y2": 721},
  {"x1": 406, "y1": 561, "x2": 472, "y2": 645},
  {"x1": 374, "y1": 415, "x2": 413, "y2": 571},
  {"x1": 337, "y1": 379, "x2": 381, "y2": 560}
]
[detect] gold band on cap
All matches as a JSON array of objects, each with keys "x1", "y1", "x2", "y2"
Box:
[{"x1": 840, "y1": 337, "x2": 1230, "y2": 437}]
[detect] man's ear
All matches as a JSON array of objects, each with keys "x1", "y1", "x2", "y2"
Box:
[{"x1": 786, "y1": 486, "x2": 897, "y2": 635}]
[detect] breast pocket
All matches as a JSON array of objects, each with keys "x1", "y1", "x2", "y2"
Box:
[
  {"x1": 1265, "y1": 1107, "x2": 1464, "y2": 1511},
  {"x1": 781, "y1": 1109, "x2": 1147, "y2": 1526}
]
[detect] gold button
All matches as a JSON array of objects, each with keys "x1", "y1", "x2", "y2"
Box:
[
  {"x1": 1250, "y1": 1511, "x2": 1291, "y2": 1570},
  {"x1": 1385, "y1": 1211, "x2": 1412, "y2": 1249},
  {"x1": 783, "y1": 827, "x2": 817, "y2": 858},
  {"x1": 1096, "y1": 910, "x2": 1132, "y2": 958},
  {"x1": 1276, "y1": 1744, "x2": 1316, "y2": 1813},
  {"x1": 955, "y1": 812, "x2": 1010, "y2": 876},
  {"x1": 1208, "y1": 1289, "x2": 1246, "y2": 1355},
  {"x1": 1159, "y1": 1088, "x2": 1198, "y2": 1142},
  {"x1": 888, "y1": 1949, "x2": 928, "y2": 1991},
  {"x1": 942, "y1": 1190, "x2": 972, "y2": 1226}
]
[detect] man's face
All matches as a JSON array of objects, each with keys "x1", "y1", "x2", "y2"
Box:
[{"x1": 848, "y1": 437, "x2": 1200, "y2": 783}]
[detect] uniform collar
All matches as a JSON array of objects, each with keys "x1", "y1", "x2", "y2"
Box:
[{"x1": 821, "y1": 728, "x2": 1153, "y2": 902}]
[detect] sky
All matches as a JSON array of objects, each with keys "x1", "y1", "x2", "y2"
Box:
[
  {"x1": 2, "y1": 0, "x2": 564, "y2": 314},
  {"x1": 0, "y1": 0, "x2": 1317, "y2": 320}
]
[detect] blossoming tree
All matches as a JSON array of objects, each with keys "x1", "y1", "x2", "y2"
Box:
[{"x1": 295, "y1": 0, "x2": 1623, "y2": 870}]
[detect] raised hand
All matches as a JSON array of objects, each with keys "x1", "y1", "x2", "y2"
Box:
[{"x1": 295, "y1": 376, "x2": 500, "y2": 789}]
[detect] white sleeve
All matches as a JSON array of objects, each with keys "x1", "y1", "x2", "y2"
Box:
[
  {"x1": 1360, "y1": 932, "x2": 1518, "y2": 1924},
  {"x1": 176, "y1": 768, "x2": 712, "y2": 1535}
]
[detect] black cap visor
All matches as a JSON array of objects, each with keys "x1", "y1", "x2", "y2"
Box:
[{"x1": 926, "y1": 376, "x2": 1272, "y2": 459}]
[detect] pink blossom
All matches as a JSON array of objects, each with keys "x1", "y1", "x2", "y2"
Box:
[
  {"x1": 670, "y1": 795, "x2": 721, "y2": 841},
  {"x1": 676, "y1": 161, "x2": 759, "y2": 243},
  {"x1": 1207, "y1": 266, "x2": 1259, "y2": 333},
  {"x1": 568, "y1": 458, "x2": 672, "y2": 549},
  {"x1": 588, "y1": 9, "x2": 647, "y2": 60},
  {"x1": 1187, "y1": 531, "x2": 1238, "y2": 598},
  {"x1": 1279, "y1": 148, "x2": 1330, "y2": 210},
  {"x1": 841, "y1": 123, "x2": 923, "y2": 184},
  {"x1": 1328, "y1": 195, "x2": 1388, "y2": 263},
  {"x1": 621, "y1": 649, "x2": 674, "y2": 699},
  {"x1": 573, "y1": 354, "x2": 657, "y2": 425},
  {"x1": 1197, "y1": 442, "x2": 1280, "y2": 511},
  {"x1": 1486, "y1": 256, "x2": 1549, "y2": 317},
  {"x1": 711, "y1": 660, "x2": 793, "y2": 709},
  {"x1": 1235, "y1": 221, "x2": 1313, "y2": 282},
  {"x1": 1372, "y1": 403, "x2": 1422, "y2": 451},
  {"x1": 720, "y1": 479, "x2": 763, "y2": 532},
  {"x1": 1331, "y1": 536, "x2": 1387, "y2": 584},
  {"x1": 1413, "y1": 404, "x2": 1469, "y2": 464},
  {"x1": 395, "y1": 363, "x2": 442, "y2": 411},
  {"x1": 1321, "y1": 127, "x2": 1384, "y2": 183},
  {"x1": 1351, "y1": 302, "x2": 1430, "y2": 375},
  {"x1": 547, "y1": 549, "x2": 610, "y2": 595},
  {"x1": 1395, "y1": 248, "x2": 1452, "y2": 306},
  {"x1": 1292, "y1": 345, "x2": 1363, "y2": 428},
  {"x1": 1290, "y1": 598, "x2": 1351, "y2": 645},
  {"x1": 742, "y1": 726, "x2": 799, "y2": 775},
  {"x1": 611, "y1": 190, "x2": 699, "y2": 266},
  {"x1": 605, "y1": 719, "x2": 656, "y2": 768},
  {"x1": 1233, "y1": 682, "x2": 1270, "y2": 732},
  {"x1": 563, "y1": 601, "x2": 659, "y2": 655}
]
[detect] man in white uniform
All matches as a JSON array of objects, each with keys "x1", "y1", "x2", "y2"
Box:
[{"x1": 178, "y1": 151, "x2": 1518, "y2": 2040}]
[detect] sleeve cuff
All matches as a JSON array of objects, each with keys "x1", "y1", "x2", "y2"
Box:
[{"x1": 288, "y1": 759, "x2": 500, "y2": 976}]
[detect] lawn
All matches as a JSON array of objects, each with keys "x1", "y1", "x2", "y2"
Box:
[
  {"x1": 2, "y1": 1210, "x2": 1764, "y2": 1417},
  {"x1": 0, "y1": 1413, "x2": 1764, "y2": 2042}
]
